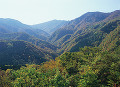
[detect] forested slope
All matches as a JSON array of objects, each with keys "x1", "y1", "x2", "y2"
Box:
[
  {"x1": 0, "y1": 40, "x2": 55, "y2": 65},
  {"x1": 0, "y1": 46, "x2": 120, "y2": 87},
  {"x1": 0, "y1": 32, "x2": 58, "y2": 53},
  {"x1": 49, "y1": 10, "x2": 120, "y2": 53}
]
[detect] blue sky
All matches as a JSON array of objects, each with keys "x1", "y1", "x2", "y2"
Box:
[{"x1": 0, "y1": 0, "x2": 120, "y2": 25}]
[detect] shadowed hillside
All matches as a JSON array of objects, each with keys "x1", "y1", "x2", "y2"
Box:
[{"x1": 0, "y1": 40, "x2": 56, "y2": 65}]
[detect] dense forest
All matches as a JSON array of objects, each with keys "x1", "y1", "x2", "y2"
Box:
[
  {"x1": 0, "y1": 47, "x2": 120, "y2": 87},
  {"x1": 0, "y1": 10, "x2": 120, "y2": 87}
]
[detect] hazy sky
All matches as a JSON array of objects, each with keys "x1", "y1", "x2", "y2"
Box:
[{"x1": 0, "y1": 0, "x2": 120, "y2": 25}]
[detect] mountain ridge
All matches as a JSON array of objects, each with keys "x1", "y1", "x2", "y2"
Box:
[
  {"x1": 31, "y1": 20, "x2": 68, "y2": 34},
  {"x1": 0, "y1": 18, "x2": 49, "y2": 40},
  {"x1": 0, "y1": 32, "x2": 58, "y2": 53},
  {"x1": 48, "y1": 10, "x2": 120, "y2": 53}
]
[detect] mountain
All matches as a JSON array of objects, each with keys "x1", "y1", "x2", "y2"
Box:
[
  {"x1": 0, "y1": 19, "x2": 66, "y2": 66},
  {"x1": 0, "y1": 18, "x2": 48, "y2": 40},
  {"x1": 49, "y1": 10, "x2": 120, "y2": 53},
  {"x1": 49, "y1": 12, "x2": 110, "y2": 43},
  {"x1": 0, "y1": 32, "x2": 58, "y2": 53},
  {"x1": 0, "y1": 10, "x2": 120, "y2": 87},
  {"x1": 31, "y1": 20, "x2": 68, "y2": 34},
  {"x1": 0, "y1": 10, "x2": 120, "y2": 65},
  {"x1": 0, "y1": 40, "x2": 55, "y2": 65}
]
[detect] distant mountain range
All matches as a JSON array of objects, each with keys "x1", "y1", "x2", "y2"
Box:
[
  {"x1": 0, "y1": 18, "x2": 49, "y2": 40},
  {"x1": 30, "y1": 20, "x2": 68, "y2": 34},
  {"x1": 0, "y1": 10, "x2": 120, "y2": 65}
]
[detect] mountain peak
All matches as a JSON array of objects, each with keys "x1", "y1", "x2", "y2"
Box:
[
  {"x1": 72, "y1": 11, "x2": 110, "y2": 24},
  {"x1": 31, "y1": 20, "x2": 68, "y2": 34}
]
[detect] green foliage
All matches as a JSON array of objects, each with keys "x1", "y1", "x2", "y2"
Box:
[
  {"x1": 58, "y1": 47, "x2": 120, "y2": 86},
  {"x1": 78, "y1": 70, "x2": 99, "y2": 87},
  {"x1": 99, "y1": 24, "x2": 120, "y2": 51},
  {"x1": 101, "y1": 20, "x2": 120, "y2": 33},
  {"x1": 0, "y1": 32, "x2": 58, "y2": 53},
  {"x1": 0, "y1": 46, "x2": 120, "y2": 87},
  {"x1": 50, "y1": 69, "x2": 69, "y2": 87},
  {"x1": 0, "y1": 40, "x2": 53, "y2": 65}
]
